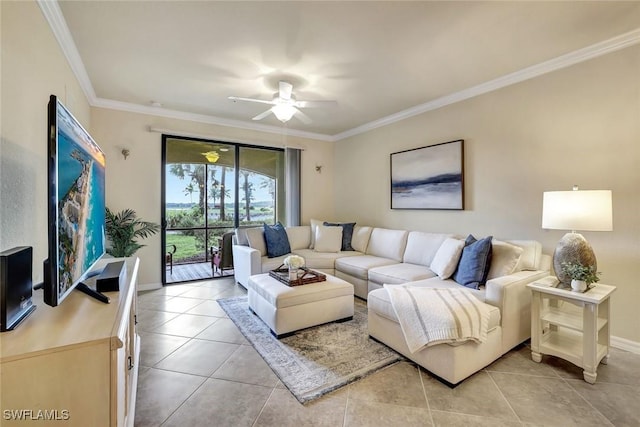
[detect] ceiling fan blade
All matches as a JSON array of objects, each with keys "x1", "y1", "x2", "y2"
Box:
[
  {"x1": 279, "y1": 81, "x2": 293, "y2": 100},
  {"x1": 229, "y1": 96, "x2": 275, "y2": 106},
  {"x1": 252, "y1": 109, "x2": 273, "y2": 121},
  {"x1": 294, "y1": 108, "x2": 312, "y2": 124},
  {"x1": 294, "y1": 100, "x2": 338, "y2": 108}
]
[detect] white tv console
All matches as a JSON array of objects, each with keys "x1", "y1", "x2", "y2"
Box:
[{"x1": 0, "y1": 257, "x2": 140, "y2": 426}]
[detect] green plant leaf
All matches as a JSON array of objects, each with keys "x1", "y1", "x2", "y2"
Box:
[{"x1": 105, "y1": 207, "x2": 159, "y2": 257}]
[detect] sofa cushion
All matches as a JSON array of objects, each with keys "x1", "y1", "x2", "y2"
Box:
[
  {"x1": 245, "y1": 227, "x2": 267, "y2": 257},
  {"x1": 366, "y1": 228, "x2": 409, "y2": 262},
  {"x1": 453, "y1": 235, "x2": 493, "y2": 289},
  {"x1": 308, "y1": 218, "x2": 324, "y2": 249},
  {"x1": 286, "y1": 226, "x2": 311, "y2": 251},
  {"x1": 430, "y1": 238, "x2": 465, "y2": 279},
  {"x1": 368, "y1": 285, "x2": 499, "y2": 332},
  {"x1": 508, "y1": 240, "x2": 543, "y2": 271},
  {"x1": 323, "y1": 221, "x2": 356, "y2": 251},
  {"x1": 351, "y1": 226, "x2": 373, "y2": 253},
  {"x1": 235, "y1": 227, "x2": 250, "y2": 246},
  {"x1": 292, "y1": 248, "x2": 359, "y2": 270},
  {"x1": 263, "y1": 222, "x2": 291, "y2": 258},
  {"x1": 487, "y1": 240, "x2": 523, "y2": 280},
  {"x1": 314, "y1": 225, "x2": 343, "y2": 253},
  {"x1": 403, "y1": 232, "x2": 452, "y2": 266},
  {"x1": 369, "y1": 263, "x2": 437, "y2": 285},
  {"x1": 335, "y1": 255, "x2": 398, "y2": 280}
]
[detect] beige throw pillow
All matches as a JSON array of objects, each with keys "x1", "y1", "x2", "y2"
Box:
[
  {"x1": 244, "y1": 227, "x2": 266, "y2": 257},
  {"x1": 309, "y1": 218, "x2": 324, "y2": 249},
  {"x1": 314, "y1": 225, "x2": 343, "y2": 253},
  {"x1": 430, "y1": 238, "x2": 465, "y2": 279},
  {"x1": 487, "y1": 240, "x2": 524, "y2": 280}
]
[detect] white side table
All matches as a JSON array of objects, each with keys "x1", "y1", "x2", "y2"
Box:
[{"x1": 527, "y1": 280, "x2": 616, "y2": 384}]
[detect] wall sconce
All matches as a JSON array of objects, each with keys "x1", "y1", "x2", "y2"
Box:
[
  {"x1": 121, "y1": 149, "x2": 130, "y2": 160},
  {"x1": 315, "y1": 165, "x2": 322, "y2": 173}
]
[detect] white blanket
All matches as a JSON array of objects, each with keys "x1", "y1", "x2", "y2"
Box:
[{"x1": 384, "y1": 285, "x2": 492, "y2": 353}]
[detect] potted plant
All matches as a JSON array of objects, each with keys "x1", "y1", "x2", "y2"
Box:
[
  {"x1": 105, "y1": 208, "x2": 160, "y2": 257},
  {"x1": 560, "y1": 261, "x2": 601, "y2": 292}
]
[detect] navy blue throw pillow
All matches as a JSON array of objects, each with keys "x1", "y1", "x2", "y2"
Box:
[
  {"x1": 323, "y1": 222, "x2": 356, "y2": 251},
  {"x1": 452, "y1": 235, "x2": 493, "y2": 289},
  {"x1": 263, "y1": 222, "x2": 291, "y2": 258}
]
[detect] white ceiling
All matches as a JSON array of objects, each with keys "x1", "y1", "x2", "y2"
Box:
[{"x1": 50, "y1": 1, "x2": 640, "y2": 141}]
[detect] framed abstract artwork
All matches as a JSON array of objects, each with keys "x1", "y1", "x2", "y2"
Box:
[{"x1": 390, "y1": 139, "x2": 464, "y2": 210}]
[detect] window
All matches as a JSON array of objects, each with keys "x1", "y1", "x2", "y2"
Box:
[{"x1": 162, "y1": 136, "x2": 285, "y2": 283}]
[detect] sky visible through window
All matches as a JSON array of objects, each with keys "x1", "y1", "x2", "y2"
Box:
[{"x1": 165, "y1": 168, "x2": 273, "y2": 205}]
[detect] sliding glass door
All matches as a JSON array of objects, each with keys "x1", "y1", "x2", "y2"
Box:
[
  {"x1": 162, "y1": 136, "x2": 285, "y2": 284},
  {"x1": 238, "y1": 146, "x2": 286, "y2": 228}
]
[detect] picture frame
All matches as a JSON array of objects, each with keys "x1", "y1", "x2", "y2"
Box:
[{"x1": 390, "y1": 139, "x2": 464, "y2": 210}]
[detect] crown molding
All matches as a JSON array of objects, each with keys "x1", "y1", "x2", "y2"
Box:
[
  {"x1": 37, "y1": 0, "x2": 96, "y2": 102},
  {"x1": 38, "y1": 0, "x2": 332, "y2": 142},
  {"x1": 40, "y1": 0, "x2": 639, "y2": 144},
  {"x1": 92, "y1": 98, "x2": 334, "y2": 142},
  {"x1": 333, "y1": 28, "x2": 640, "y2": 141}
]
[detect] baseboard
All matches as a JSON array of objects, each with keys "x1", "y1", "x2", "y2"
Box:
[
  {"x1": 137, "y1": 282, "x2": 162, "y2": 292},
  {"x1": 611, "y1": 335, "x2": 640, "y2": 354}
]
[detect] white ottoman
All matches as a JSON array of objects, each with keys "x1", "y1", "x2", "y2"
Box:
[{"x1": 247, "y1": 272, "x2": 354, "y2": 338}]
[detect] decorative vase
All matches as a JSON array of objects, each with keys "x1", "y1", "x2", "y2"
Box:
[
  {"x1": 571, "y1": 279, "x2": 587, "y2": 293},
  {"x1": 288, "y1": 267, "x2": 298, "y2": 281}
]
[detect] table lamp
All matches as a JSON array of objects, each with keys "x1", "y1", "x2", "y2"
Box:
[{"x1": 542, "y1": 186, "x2": 612, "y2": 286}]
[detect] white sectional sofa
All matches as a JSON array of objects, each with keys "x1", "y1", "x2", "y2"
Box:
[{"x1": 232, "y1": 223, "x2": 551, "y2": 384}]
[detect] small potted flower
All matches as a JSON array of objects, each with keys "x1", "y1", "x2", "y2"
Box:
[
  {"x1": 284, "y1": 255, "x2": 305, "y2": 281},
  {"x1": 560, "y1": 261, "x2": 600, "y2": 292}
]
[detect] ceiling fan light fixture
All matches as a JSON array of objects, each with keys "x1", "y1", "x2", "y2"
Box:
[{"x1": 271, "y1": 104, "x2": 296, "y2": 122}]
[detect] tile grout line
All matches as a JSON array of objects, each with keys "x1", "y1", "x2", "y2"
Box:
[
  {"x1": 559, "y1": 376, "x2": 616, "y2": 427},
  {"x1": 417, "y1": 364, "x2": 436, "y2": 426},
  {"x1": 251, "y1": 385, "x2": 278, "y2": 427},
  {"x1": 158, "y1": 373, "x2": 209, "y2": 426},
  {"x1": 342, "y1": 381, "x2": 352, "y2": 427},
  {"x1": 485, "y1": 370, "x2": 524, "y2": 425}
]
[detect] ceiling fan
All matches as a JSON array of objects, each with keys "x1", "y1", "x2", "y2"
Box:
[{"x1": 229, "y1": 81, "x2": 337, "y2": 124}]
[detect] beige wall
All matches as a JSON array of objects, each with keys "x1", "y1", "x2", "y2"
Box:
[
  {"x1": 335, "y1": 45, "x2": 640, "y2": 343},
  {"x1": 0, "y1": 0, "x2": 335, "y2": 288},
  {"x1": 90, "y1": 108, "x2": 335, "y2": 285},
  {"x1": 0, "y1": 1, "x2": 90, "y2": 275}
]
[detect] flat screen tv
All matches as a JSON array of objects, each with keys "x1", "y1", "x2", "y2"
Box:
[{"x1": 44, "y1": 95, "x2": 108, "y2": 307}]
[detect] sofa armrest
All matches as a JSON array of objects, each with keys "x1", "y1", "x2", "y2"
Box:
[
  {"x1": 485, "y1": 269, "x2": 550, "y2": 353},
  {"x1": 232, "y1": 244, "x2": 261, "y2": 288}
]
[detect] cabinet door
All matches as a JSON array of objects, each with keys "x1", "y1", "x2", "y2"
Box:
[
  {"x1": 112, "y1": 291, "x2": 138, "y2": 427},
  {"x1": 2, "y1": 344, "x2": 111, "y2": 426},
  {"x1": 112, "y1": 308, "x2": 132, "y2": 427}
]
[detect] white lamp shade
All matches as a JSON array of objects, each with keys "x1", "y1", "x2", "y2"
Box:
[
  {"x1": 272, "y1": 104, "x2": 296, "y2": 122},
  {"x1": 542, "y1": 190, "x2": 612, "y2": 231}
]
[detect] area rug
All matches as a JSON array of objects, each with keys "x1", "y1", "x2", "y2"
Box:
[{"x1": 217, "y1": 296, "x2": 402, "y2": 404}]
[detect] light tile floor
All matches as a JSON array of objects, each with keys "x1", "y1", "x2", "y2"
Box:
[{"x1": 134, "y1": 278, "x2": 640, "y2": 426}]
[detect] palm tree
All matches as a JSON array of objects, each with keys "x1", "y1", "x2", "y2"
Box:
[
  {"x1": 219, "y1": 166, "x2": 228, "y2": 220},
  {"x1": 209, "y1": 168, "x2": 219, "y2": 213},
  {"x1": 170, "y1": 164, "x2": 206, "y2": 214},
  {"x1": 241, "y1": 170, "x2": 254, "y2": 221},
  {"x1": 183, "y1": 183, "x2": 195, "y2": 203},
  {"x1": 259, "y1": 176, "x2": 276, "y2": 223}
]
